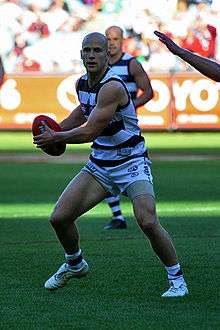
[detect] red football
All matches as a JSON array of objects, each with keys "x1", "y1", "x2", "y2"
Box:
[{"x1": 32, "y1": 115, "x2": 66, "y2": 156}]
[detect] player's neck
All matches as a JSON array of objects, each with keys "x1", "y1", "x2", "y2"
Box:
[
  {"x1": 109, "y1": 51, "x2": 123, "y2": 65},
  {"x1": 87, "y1": 66, "x2": 108, "y2": 88}
]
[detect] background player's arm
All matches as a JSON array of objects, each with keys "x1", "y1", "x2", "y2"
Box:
[
  {"x1": 129, "y1": 58, "x2": 154, "y2": 108},
  {"x1": 154, "y1": 30, "x2": 220, "y2": 82},
  {"x1": 34, "y1": 81, "x2": 127, "y2": 147}
]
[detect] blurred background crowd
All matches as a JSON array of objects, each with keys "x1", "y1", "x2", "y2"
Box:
[{"x1": 0, "y1": 0, "x2": 220, "y2": 74}]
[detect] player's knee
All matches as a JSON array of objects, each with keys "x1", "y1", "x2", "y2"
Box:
[
  {"x1": 49, "y1": 211, "x2": 62, "y2": 227},
  {"x1": 135, "y1": 202, "x2": 157, "y2": 234},
  {"x1": 138, "y1": 215, "x2": 157, "y2": 234},
  {"x1": 49, "y1": 208, "x2": 70, "y2": 228}
]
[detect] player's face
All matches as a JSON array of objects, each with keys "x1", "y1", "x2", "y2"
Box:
[
  {"x1": 81, "y1": 41, "x2": 109, "y2": 73},
  {"x1": 106, "y1": 29, "x2": 123, "y2": 56}
]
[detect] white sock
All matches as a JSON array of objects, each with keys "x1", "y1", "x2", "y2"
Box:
[
  {"x1": 65, "y1": 250, "x2": 83, "y2": 269},
  {"x1": 165, "y1": 263, "x2": 185, "y2": 286},
  {"x1": 105, "y1": 196, "x2": 125, "y2": 221}
]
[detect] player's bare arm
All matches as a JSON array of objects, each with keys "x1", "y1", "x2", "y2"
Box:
[
  {"x1": 154, "y1": 30, "x2": 220, "y2": 82},
  {"x1": 129, "y1": 58, "x2": 153, "y2": 108},
  {"x1": 60, "y1": 105, "x2": 86, "y2": 131},
  {"x1": 60, "y1": 79, "x2": 87, "y2": 130},
  {"x1": 34, "y1": 81, "x2": 128, "y2": 147}
]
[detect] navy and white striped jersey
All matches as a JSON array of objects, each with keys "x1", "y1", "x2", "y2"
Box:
[
  {"x1": 76, "y1": 67, "x2": 147, "y2": 167},
  {"x1": 109, "y1": 52, "x2": 137, "y2": 101}
]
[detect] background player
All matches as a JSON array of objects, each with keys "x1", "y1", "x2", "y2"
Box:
[{"x1": 104, "y1": 26, "x2": 154, "y2": 230}]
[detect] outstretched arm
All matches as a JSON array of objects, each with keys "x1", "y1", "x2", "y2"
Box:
[{"x1": 154, "y1": 30, "x2": 220, "y2": 82}]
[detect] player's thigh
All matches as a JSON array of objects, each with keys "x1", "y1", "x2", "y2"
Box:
[{"x1": 53, "y1": 171, "x2": 109, "y2": 220}]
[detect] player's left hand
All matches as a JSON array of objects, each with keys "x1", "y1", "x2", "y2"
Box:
[{"x1": 33, "y1": 121, "x2": 57, "y2": 148}]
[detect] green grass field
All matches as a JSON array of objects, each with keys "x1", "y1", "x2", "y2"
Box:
[
  {"x1": 2, "y1": 131, "x2": 220, "y2": 156},
  {"x1": 0, "y1": 132, "x2": 220, "y2": 329}
]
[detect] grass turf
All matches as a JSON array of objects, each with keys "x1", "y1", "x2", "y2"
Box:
[
  {"x1": 1, "y1": 131, "x2": 220, "y2": 156},
  {"x1": 0, "y1": 160, "x2": 220, "y2": 329}
]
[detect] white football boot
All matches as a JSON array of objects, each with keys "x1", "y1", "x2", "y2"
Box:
[
  {"x1": 161, "y1": 280, "x2": 189, "y2": 297},
  {"x1": 44, "y1": 259, "x2": 89, "y2": 290}
]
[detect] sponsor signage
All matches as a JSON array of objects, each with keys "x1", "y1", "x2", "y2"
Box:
[
  {"x1": 0, "y1": 72, "x2": 220, "y2": 130},
  {"x1": 0, "y1": 73, "x2": 79, "y2": 129},
  {"x1": 171, "y1": 72, "x2": 220, "y2": 129},
  {"x1": 137, "y1": 73, "x2": 172, "y2": 130}
]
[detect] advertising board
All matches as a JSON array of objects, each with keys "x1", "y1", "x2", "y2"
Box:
[{"x1": 0, "y1": 72, "x2": 220, "y2": 130}]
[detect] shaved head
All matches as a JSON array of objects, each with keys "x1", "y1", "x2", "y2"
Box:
[
  {"x1": 81, "y1": 32, "x2": 109, "y2": 76},
  {"x1": 82, "y1": 32, "x2": 108, "y2": 50},
  {"x1": 105, "y1": 26, "x2": 124, "y2": 38},
  {"x1": 105, "y1": 26, "x2": 124, "y2": 60}
]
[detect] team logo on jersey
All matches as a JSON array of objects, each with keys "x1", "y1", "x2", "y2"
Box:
[
  {"x1": 128, "y1": 165, "x2": 138, "y2": 173},
  {"x1": 131, "y1": 172, "x2": 139, "y2": 177}
]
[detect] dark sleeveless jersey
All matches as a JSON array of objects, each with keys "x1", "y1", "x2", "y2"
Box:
[
  {"x1": 109, "y1": 52, "x2": 137, "y2": 101},
  {"x1": 76, "y1": 67, "x2": 147, "y2": 167}
]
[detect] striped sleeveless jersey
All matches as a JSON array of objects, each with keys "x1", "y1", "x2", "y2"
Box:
[
  {"x1": 76, "y1": 67, "x2": 147, "y2": 167},
  {"x1": 109, "y1": 52, "x2": 137, "y2": 101}
]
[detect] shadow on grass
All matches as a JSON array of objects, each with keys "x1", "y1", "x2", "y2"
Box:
[{"x1": 0, "y1": 214, "x2": 219, "y2": 329}]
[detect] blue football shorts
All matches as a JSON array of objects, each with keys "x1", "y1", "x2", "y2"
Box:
[{"x1": 81, "y1": 156, "x2": 155, "y2": 200}]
